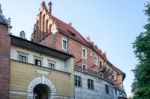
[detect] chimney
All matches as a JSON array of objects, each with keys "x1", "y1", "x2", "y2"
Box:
[{"x1": 20, "y1": 30, "x2": 26, "y2": 39}]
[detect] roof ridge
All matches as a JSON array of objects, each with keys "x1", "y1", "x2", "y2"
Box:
[
  {"x1": 51, "y1": 15, "x2": 107, "y2": 60},
  {"x1": 52, "y1": 15, "x2": 92, "y2": 43}
]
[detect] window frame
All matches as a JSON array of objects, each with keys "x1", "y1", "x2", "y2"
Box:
[
  {"x1": 99, "y1": 61, "x2": 102, "y2": 69},
  {"x1": 34, "y1": 56, "x2": 43, "y2": 66},
  {"x1": 105, "y1": 84, "x2": 109, "y2": 94},
  {"x1": 115, "y1": 88, "x2": 117, "y2": 95},
  {"x1": 94, "y1": 55, "x2": 98, "y2": 65},
  {"x1": 82, "y1": 64, "x2": 87, "y2": 73},
  {"x1": 74, "y1": 75, "x2": 82, "y2": 87},
  {"x1": 17, "y1": 52, "x2": 28, "y2": 63},
  {"x1": 82, "y1": 48, "x2": 87, "y2": 59},
  {"x1": 48, "y1": 60, "x2": 55, "y2": 69},
  {"x1": 87, "y1": 79, "x2": 94, "y2": 90},
  {"x1": 62, "y1": 38, "x2": 68, "y2": 51}
]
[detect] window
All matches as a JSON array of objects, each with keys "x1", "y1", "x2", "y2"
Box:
[
  {"x1": 87, "y1": 79, "x2": 94, "y2": 89},
  {"x1": 74, "y1": 75, "x2": 82, "y2": 87},
  {"x1": 115, "y1": 88, "x2": 117, "y2": 95},
  {"x1": 18, "y1": 55, "x2": 27, "y2": 62},
  {"x1": 94, "y1": 55, "x2": 98, "y2": 65},
  {"x1": 62, "y1": 38, "x2": 67, "y2": 51},
  {"x1": 105, "y1": 84, "x2": 109, "y2": 94},
  {"x1": 34, "y1": 57, "x2": 42, "y2": 66},
  {"x1": 82, "y1": 48, "x2": 87, "y2": 59},
  {"x1": 35, "y1": 59, "x2": 42, "y2": 66},
  {"x1": 18, "y1": 52, "x2": 28, "y2": 63},
  {"x1": 117, "y1": 90, "x2": 119, "y2": 95},
  {"x1": 82, "y1": 64, "x2": 87, "y2": 72},
  {"x1": 48, "y1": 61, "x2": 55, "y2": 69},
  {"x1": 99, "y1": 61, "x2": 102, "y2": 69}
]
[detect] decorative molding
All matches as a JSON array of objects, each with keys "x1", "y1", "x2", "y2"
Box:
[
  {"x1": 10, "y1": 91, "x2": 27, "y2": 95},
  {"x1": 27, "y1": 76, "x2": 56, "y2": 99},
  {"x1": 36, "y1": 70, "x2": 49, "y2": 75}
]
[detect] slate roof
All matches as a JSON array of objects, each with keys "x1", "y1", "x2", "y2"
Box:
[
  {"x1": 0, "y1": 4, "x2": 9, "y2": 26},
  {"x1": 0, "y1": 15, "x2": 8, "y2": 26}
]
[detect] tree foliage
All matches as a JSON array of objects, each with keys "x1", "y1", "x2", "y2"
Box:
[{"x1": 132, "y1": 2, "x2": 150, "y2": 99}]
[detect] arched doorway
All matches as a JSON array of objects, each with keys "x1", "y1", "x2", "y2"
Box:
[
  {"x1": 27, "y1": 76, "x2": 56, "y2": 99},
  {"x1": 33, "y1": 84, "x2": 50, "y2": 99}
]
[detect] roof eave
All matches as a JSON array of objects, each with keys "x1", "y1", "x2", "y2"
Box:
[{"x1": 10, "y1": 35, "x2": 74, "y2": 60}]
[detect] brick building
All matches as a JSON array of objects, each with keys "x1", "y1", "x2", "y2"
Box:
[
  {"x1": 31, "y1": 1, "x2": 127, "y2": 99},
  {"x1": 0, "y1": 1, "x2": 127, "y2": 99}
]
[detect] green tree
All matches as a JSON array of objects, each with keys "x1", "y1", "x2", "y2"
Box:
[{"x1": 132, "y1": 2, "x2": 150, "y2": 99}]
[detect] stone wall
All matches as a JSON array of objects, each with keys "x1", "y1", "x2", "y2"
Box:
[{"x1": 75, "y1": 71, "x2": 116, "y2": 99}]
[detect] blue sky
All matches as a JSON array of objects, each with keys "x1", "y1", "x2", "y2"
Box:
[{"x1": 1, "y1": 0, "x2": 148, "y2": 97}]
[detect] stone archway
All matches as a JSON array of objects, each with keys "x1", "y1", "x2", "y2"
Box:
[
  {"x1": 27, "y1": 76, "x2": 56, "y2": 99},
  {"x1": 33, "y1": 84, "x2": 50, "y2": 99}
]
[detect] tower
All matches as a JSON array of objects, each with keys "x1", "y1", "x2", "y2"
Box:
[{"x1": 0, "y1": 4, "x2": 11, "y2": 99}]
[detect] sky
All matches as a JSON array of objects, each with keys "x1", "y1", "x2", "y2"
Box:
[{"x1": 0, "y1": 0, "x2": 148, "y2": 97}]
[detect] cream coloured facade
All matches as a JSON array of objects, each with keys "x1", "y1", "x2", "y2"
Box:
[
  {"x1": 9, "y1": 35, "x2": 75, "y2": 99},
  {"x1": 10, "y1": 46, "x2": 70, "y2": 73}
]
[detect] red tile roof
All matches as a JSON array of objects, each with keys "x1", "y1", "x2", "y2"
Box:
[
  {"x1": 52, "y1": 16, "x2": 90, "y2": 47},
  {"x1": 52, "y1": 16, "x2": 123, "y2": 74},
  {"x1": 52, "y1": 16, "x2": 107, "y2": 58}
]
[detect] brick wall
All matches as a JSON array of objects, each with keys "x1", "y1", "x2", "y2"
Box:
[
  {"x1": 31, "y1": 1, "x2": 104, "y2": 71},
  {"x1": 0, "y1": 25, "x2": 11, "y2": 99},
  {"x1": 31, "y1": 1, "x2": 124, "y2": 91},
  {"x1": 52, "y1": 32, "x2": 103, "y2": 71},
  {"x1": 37, "y1": 28, "x2": 114, "y2": 73},
  {"x1": 39, "y1": 34, "x2": 55, "y2": 48}
]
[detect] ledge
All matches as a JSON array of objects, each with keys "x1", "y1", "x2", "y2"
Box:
[{"x1": 11, "y1": 59, "x2": 71, "y2": 75}]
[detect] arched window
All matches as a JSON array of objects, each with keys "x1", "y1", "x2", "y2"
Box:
[
  {"x1": 35, "y1": 21, "x2": 39, "y2": 42},
  {"x1": 39, "y1": 12, "x2": 42, "y2": 32},
  {"x1": 36, "y1": 21, "x2": 39, "y2": 34},
  {"x1": 46, "y1": 19, "x2": 49, "y2": 35},
  {"x1": 43, "y1": 14, "x2": 45, "y2": 32},
  {"x1": 39, "y1": 12, "x2": 42, "y2": 41},
  {"x1": 49, "y1": 24, "x2": 52, "y2": 34}
]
